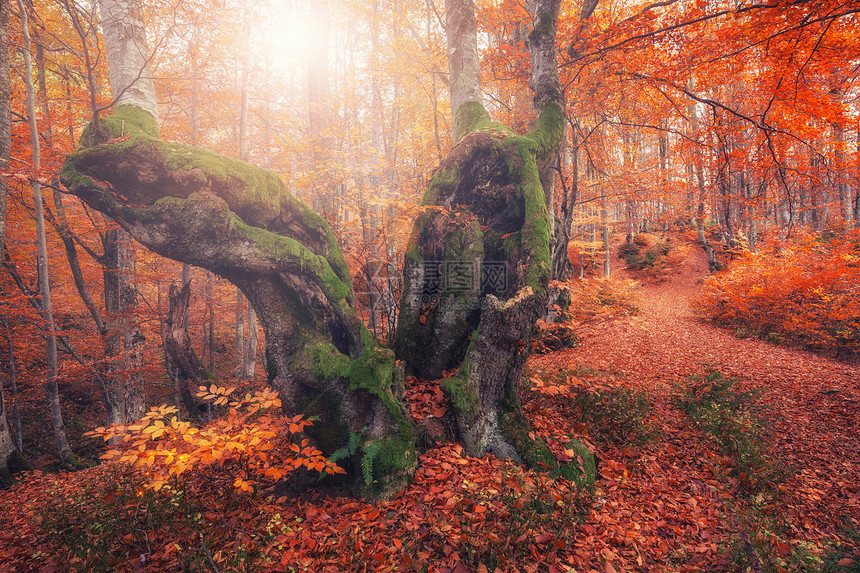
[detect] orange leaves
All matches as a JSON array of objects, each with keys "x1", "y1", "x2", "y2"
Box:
[
  {"x1": 195, "y1": 384, "x2": 282, "y2": 412},
  {"x1": 85, "y1": 384, "x2": 343, "y2": 493},
  {"x1": 287, "y1": 414, "x2": 313, "y2": 434},
  {"x1": 695, "y1": 228, "x2": 860, "y2": 353},
  {"x1": 404, "y1": 376, "x2": 452, "y2": 423}
]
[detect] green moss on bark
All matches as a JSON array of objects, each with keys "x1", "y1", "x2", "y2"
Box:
[
  {"x1": 528, "y1": 102, "x2": 565, "y2": 161},
  {"x1": 80, "y1": 104, "x2": 160, "y2": 145},
  {"x1": 454, "y1": 100, "x2": 492, "y2": 140},
  {"x1": 497, "y1": 135, "x2": 551, "y2": 295}
]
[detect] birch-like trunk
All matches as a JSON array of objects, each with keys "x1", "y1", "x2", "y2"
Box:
[
  {"x1": 445, "y1": 0, "x2": 482, "y2": 140},
  {"x1": 97, "y1": 0, "x2": 158, "y2": 120},
  {"x1": 18, "y1": 0, "x2": 74, "y2": 465},
  {"x1": 97, "y1": 0, "x2": 159, "y2": 423},
  {"x1": 0, "y1": 0, "x2": 16, "y2": 477}
]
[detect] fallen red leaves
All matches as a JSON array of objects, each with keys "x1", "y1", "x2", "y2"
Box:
[{"x1": 1, "y1": 238, "x2": 858, "y2": 571}]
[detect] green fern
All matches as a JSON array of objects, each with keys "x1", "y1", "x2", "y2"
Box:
[
  {"x1": 360, "y1": 442, "x2": 378, "y2": 485},
  {"x1": 321, "y1": 426, "x2": 378, "y2": 484}
]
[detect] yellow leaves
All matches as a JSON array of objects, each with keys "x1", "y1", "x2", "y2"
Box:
[
  {"x1": 85, "y1": 383, "x2": 337, "y2": 494},
  {"x1": 99, "y1": 449, "x2": 124, "y2": 460},
  {"x1": 144, "y1": 405, "x2": 179, "y2": 420},
  {"x1": 143, "y1": 420, "x2": 167, "y2": 438}
]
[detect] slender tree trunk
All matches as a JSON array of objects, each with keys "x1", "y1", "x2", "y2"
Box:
[
  {"x1": 835, "y1": 121, "x2": 853, "y2": 224},
  {"x1": 207, "y1": 272, "x2": 215, "y2": 372},
  {"x1": 163, "y1": 283, "x2": 206, "y2": 420},
  {"x1": 18, "y1": 0, "x2": 74, "y2": 466},
  {"x1": 235, "y1": 289, "x2": 245, "y2": 377},
  {"x1": 102, "y1": 226, "x2": 127, "y2": 425},
  {"x1": 602, "y1": 189, "x2": 610, "y2": 277},
  {"x1": 237, "y1": 5, "x2": 257, "y2": 381},
  {"x1": 120, "y1": 235, "x2": 145, "y2": 420},
  {"x1": 2, "y1": 318, "x2": 22, "y2": 453},
  {"x1": 306, "y1": 0, "x2": 334, "y2": 219},
  {"x1": 0, "y1": 0, "x2": 16, "y2": 476},
  {"x1": 242, "y1": 305, "x2": 258, "y2": 379},
  {"x1": 445, "y1": 0, "x2": 482, "y2": 140},
  {"x1": 97, "y1": 0, "x2": 159, "y2": 423},
  {"x1": 97, "y1": 0, "x2": 158, "y2": 119}
]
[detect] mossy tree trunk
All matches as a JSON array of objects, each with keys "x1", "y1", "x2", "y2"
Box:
[
  {"x1": 60, "y1": 0, "x2": 575, "y2": 494},
  {"x1": 394, "y1": 102, "x2": 564, "y2": 459},
  {"x1": 61, "y1": 106, "x2": 415, "y2": 495},
  {"x1": 395, "y1": 0, "x2": 566, "y2": 461}
]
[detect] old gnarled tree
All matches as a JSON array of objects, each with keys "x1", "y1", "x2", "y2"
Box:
[{"x1": 61, "y1": 0, "x2": 593, "y2": 494}]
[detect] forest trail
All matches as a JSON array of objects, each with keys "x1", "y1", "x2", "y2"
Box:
[{"x1": 529, "y1": 236, "x2": 860, "y2": 570}]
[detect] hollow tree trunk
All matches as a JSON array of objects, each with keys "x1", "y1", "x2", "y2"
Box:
[
  {"x1": 61, "y1": 107, "x2": 415, "y2": 495},
  {"x1": 395, "y1": 0, "x2": 565, "y2": 462}
]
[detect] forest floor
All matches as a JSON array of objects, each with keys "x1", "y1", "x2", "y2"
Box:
[
  {"x1": 1, "y1": 233, "x2": 859, "y2": 572},
  {"x1": 524, "y1": 234, "x2": 860, "y2": 571}
]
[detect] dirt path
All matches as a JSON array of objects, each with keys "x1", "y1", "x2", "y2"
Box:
[{"x1": 529, "y1": 239, "x2": 860, "y2": 571}]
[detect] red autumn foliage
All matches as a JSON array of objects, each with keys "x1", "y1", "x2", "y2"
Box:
[{"x1": 694, "y1": 227, "x2": 860, "y2": 354}]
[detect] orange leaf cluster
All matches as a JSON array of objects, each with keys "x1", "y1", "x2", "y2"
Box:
[
  {"x1": 84, "y1": 385, "x2": 345, "y2": 492},
  {"x1": 694, "y1": 228, "x2": 860, "y2": 352}
]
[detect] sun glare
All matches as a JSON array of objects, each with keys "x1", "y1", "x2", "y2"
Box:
[{"x1": 259, "y1": 1, "x2": 325, "y2": 70}]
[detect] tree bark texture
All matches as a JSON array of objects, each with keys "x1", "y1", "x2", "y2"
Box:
[
  {"x1": 61, "y1": 107, "x2": 415, "y2": 494},
  {"x1": 98, "y1": 0, "x2": 159, "y2": 121},
  {"x1": 0, "y1": 0, "x2": 16, "y2": 477},
  {"x1": 394, "y1": 100, "x2": 563, "y2": 459},
  {"x1": 18, "y1": 0, "x2": 75, "y2": 467},
  {"x1": 163, "y1": 282, "x2": 205, "y2": 419},
  {"x1": 445, "y1": 0, "x2": 482, "y2": 140},
  {"x1": 395, "y1": 0, "x2": 566, "y2": 460}
]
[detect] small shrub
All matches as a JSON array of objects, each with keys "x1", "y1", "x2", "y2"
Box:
[
  {"x1": 620, "y1": 234, "x2": 686, "y2": 277},
  {"x1": 571, "y1": 386, "x2": 655, "y2": 446},
  {"x1": 37, "y1": 466, "x2": 204, "y2": 571},
  {"x1": 821, "y1": 520, "x2": 860, "y2": 572},
  {"x1": 532, "y1": 278, "x2": 638, "y2": 353},
  {"x1": 677, "y1": 370, "x2": 785, "y2": 494},
  {"x1": 86, "y1": 384, "x2": 345, "y2": 494}
]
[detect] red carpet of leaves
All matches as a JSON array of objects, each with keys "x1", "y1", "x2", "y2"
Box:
[
  {"x1": 528, "y1": 240, "x2": 860, "y2": 571},
  {"x1": 1, "y1": 240, "x2": 858, "y2": 572}
]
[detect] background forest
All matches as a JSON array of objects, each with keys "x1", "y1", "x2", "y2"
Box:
[{"x1": 1, "y1": 0, "x2": 859, "y2": 571}]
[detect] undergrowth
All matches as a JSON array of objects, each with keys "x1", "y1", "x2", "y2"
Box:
[
  {"x1": 532, "y1": 277, "x2": 639, "y2": 354},
  {"x1": 527, "y1": 366, "x2": 655, "y2": 447},
  {"x1": 693, "y1": 227, "x2": 860, "y2": 355},
  {"x1": 677, "y1": 369, "x2": 785, "y2": 495},
  {"x1": 676, "y1": 369, "x2": 829, "y2": 572},
  {"x1": 571, "y1": 385, "x2": 655, "y2": 447},
  {"x1": 34, "y1": 465, "x2": 273, "y2": 571},
  {"x1": 619, "y1": 233, "x2": 691, "y2": 278},
  {"x1": 820, "y1": 520, "x2": 860, "y2": 572},
  {"x1": 449, "y1": 467, "x2": 591, "y2": 570}
]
